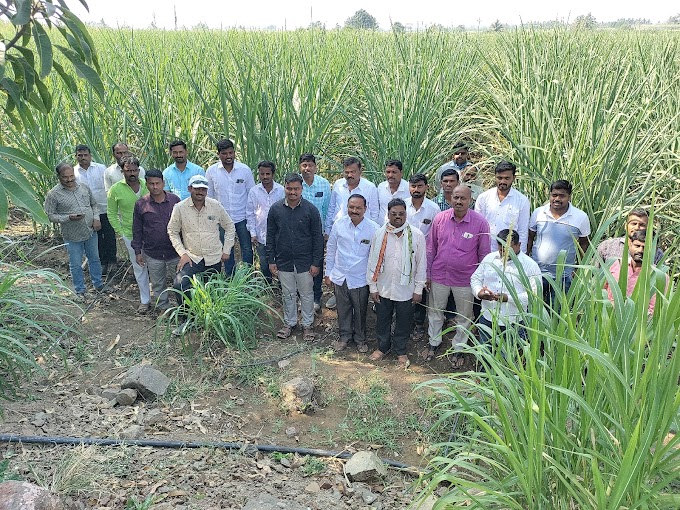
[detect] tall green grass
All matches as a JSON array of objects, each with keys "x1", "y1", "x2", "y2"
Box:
[{"x1": 416, "y1": 233, "x2": 679, "y2": 509}]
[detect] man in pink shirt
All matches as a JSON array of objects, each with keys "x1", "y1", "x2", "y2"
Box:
[
  {"x1": 423, "y1": 185, "x2": 491, "y2": 367},
  {"x1": 605, "y1": 229, "x2": 667, "y2": 316}
]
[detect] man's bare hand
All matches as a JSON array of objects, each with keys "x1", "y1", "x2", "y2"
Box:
[
  {"x1": 221, "y1": 252, "x2": 231, "y2": 262},
  {"x1": 412, "y1": 293, "x2": 422, "y2": 304},
  {"x1": 309, "y1": 265, "x2": 320, "y2": 277},
  {"x1": 251, "y1": 237, "x2": 258, "y2": 247},
  {"x1": 92, "y1": 219, "x2": 102, "y2": 231},
  {"x1": 324, "y1": 276, "x2": 332, "y2": 286},
  {"x1": 135, "y1": 254, "x2": 145, "y2": 267},
  {"x1": 371, "y1": 292, "x2": 381, "y2": 304},
  {"x1": 177, "y1": 254, "x2": 193, "y2": 272},
  {"x1": 269, "y1": 263, "x2": 278, "y2": 277}
]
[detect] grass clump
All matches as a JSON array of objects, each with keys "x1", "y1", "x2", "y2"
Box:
[{"x1": 168, "y1": 264, "x2": 279, "y2": 351}]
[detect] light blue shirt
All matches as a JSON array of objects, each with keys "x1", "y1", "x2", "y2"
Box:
[
  {"x1": 325, "y1": 216, "x2": 380, "y2": 289},
  {"x1": 301, "y1": 174, "x2": 331, "y2": 223},
  {"x1": 163, "y1": 161, "x2": 205, "y2": 200}
]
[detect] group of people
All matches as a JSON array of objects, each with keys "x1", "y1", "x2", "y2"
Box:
[{"x1": 44, "y1": 140, "x2": 664, "y2": 361}]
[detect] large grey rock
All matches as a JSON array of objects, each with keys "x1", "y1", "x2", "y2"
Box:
[
  {"x1": 344, "y1": 451, "x2": 387, "y2": 482},
  {"x1": 242, "y1": 493, "x2": 307, "y2": 510},
  {"x1": 0, "y1": 481, "x2": 64, "y2": 510},
  {"x1": 280, "y1": 377, "x2": 314, "y2": 413},
  {"x1": 121, "y1": 364, "x2": 170, "y2": 399}
]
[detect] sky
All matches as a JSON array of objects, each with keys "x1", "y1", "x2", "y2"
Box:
[{"x1": 70, "y1": 0, "x2": 674, "y2": 30}]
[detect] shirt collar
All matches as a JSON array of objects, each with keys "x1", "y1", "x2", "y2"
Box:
[
  {"x1": 284, "y1": 198, "x2": 301, "y2": 209},
  {"x1": 450, "y1": 208, "x2": 470, "y2": 223}
]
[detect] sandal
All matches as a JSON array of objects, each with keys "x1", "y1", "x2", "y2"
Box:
[
  {"x1": 277, "y1": 325, "x2": 294, "y2": 339},
  {"x1": 356, "y1": 343, "x2": 369, "y2": 353},
  {"x1": 332, "y1": 339, "x2": 349, "y2": 351},
  {"x1": 397, "y1": 355, "x2": 410, "y2": 368},
  {"x1": 369, "y1": 350, "x2": 386, "y2": 361},
  {"x1": 448, "y1": 352, "x2": 465, "y2": 369},
  {"x1": 303, "y1": 327, "x2": 315, "y2": 342},
  {"x1": 420, "y1": 345, "x2": 439, "y2": 362}
]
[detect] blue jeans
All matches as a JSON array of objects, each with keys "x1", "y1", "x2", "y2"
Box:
[
  {"x1": 66, "y1": 232, "x2": 103, "y2": 294},
  {"x1": 223, "y1": 219, "x2": 253, "y2": 276}
]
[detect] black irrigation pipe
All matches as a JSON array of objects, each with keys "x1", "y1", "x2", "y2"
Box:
[{"x1": 0, "y1": 434, "x2": 416, "y2": 471}]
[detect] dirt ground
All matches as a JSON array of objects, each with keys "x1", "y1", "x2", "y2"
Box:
[{"x1": 0, "y1": 224, "x2": 464, "y2": 509}]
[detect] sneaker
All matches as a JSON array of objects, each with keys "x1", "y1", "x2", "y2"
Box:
[
  {"x1": 172, "y1": 321, "x2": 188, "y2": 336},
  {"x1": 136, "y1": 303, "x2": 151, "y2": 315},
  {"x1": 326, "y1": 295, "x2": 337, "y2": 309},
  {"x1": 314, "y1": 301, "x2": 321, "y2": 312}
]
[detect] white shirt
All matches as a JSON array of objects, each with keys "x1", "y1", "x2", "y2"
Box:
[
  {"x1": 325, "y1": 216, "x2": 380, "y2": 289},
  {"x1": 325, "y1": 177, "x2": 379, "y2": 233},
  {"x1": 406, "y1": 197, "x2": 440, "y2": 237},
  {"x1": 368, "y1": 227, "x2": 427, "y2": 301},
  {"x1": 74, "y1": 162, "x2": 107, "y2": 214},
  {"x1": 104, "y1": 163, "x2": 146, "y2": 191},
  {"x1": 475, "y1": 187, "x2": 531, "y2": 252},
  {"x1": 377, "y1": 179, "x2": 410, "y2": 225},
  {"x1": 205, "y1": 161, "x2": 255, "y2": 223},
  {"x1": 470, "y1": 250, "x2": 542, "y2": 325},
  {"x1": 246, "y1": 182, "x2": 285, "y2": 244}
]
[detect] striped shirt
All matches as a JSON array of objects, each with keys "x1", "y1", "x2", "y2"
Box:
[
  {"x1": 301, "y1": 174, "x2": 331, "y2": 223},
  {"x1": 435, "y1": 192, "x2": 453, "y2": 212},
  {"x1": 44, "y1": 183, "x2": 98, "y2": 242}
]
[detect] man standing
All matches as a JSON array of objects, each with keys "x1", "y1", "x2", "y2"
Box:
[
  {"x1": 163, "y1": 139, "x2": 205, "y2": 200},
  {"x1": 377, "y1": 159, "x2": 410, "y2": 225},
  {"x1": 434, "y1": 142, "x2": 472, "y2": 193},
  {"x1": 299, "y1": 153, "x2": 331, "y2": 310},
  {"x1": 405, "y1": 173, "x2": 440, "y2": 335},
  {"x1": 107, "y1": 155, "x2": 150, "y2": 314},
  {"x1": 325, "y1": 194, "x2": 379, "y2": 353},
  {"x1": 470, "y1": 229, "x2": 542, "y2": 344},
  {"x1": 605, "y1": 229, "x2": 667, "y2": 315},
  {"x1": 475, "y1": 160, "x2": 530, "y2": 253},
  {"x1": 104, "y1": 142, "x2": 146, "y2": 191},
  {"x1": 247, "y1": 160, "x2": 284, "y2": 282},
  {"x1": 527, "y1": 180, "x2": 590, "y2": 303},
  {"x1": 367, "y1": 198, "x2": 427, "y2": 368},
  {"x1": 206, "y1": 139, "x2": 255, "y2": 276},
  {"x1": 44, "y1": 163, "x2": 103, "y2": 300},
  {"x1": 597, "y1": 208, "x2": 663, "y2": 264},
  {"x1": 267, "y1": 174, "x2": 324, "y2": 342},
  {"x1": 73, "y1": 144, "x2": 116, "y2": 275},
  {"x1": 131, "y1": 169, "x2": 181, "y2": 311},
  {"x1": 325, "y1": 157, "x2": 379, "y2": 234},
  {"x1": 434, "y1": 168, "x2": 460, "y2": 212},
  {"x1": 167, "y1": 174, "x2": 235, "y2": 335},
  {"x1": 423, "y1": 185, "x2": 491, "y2": 367}
]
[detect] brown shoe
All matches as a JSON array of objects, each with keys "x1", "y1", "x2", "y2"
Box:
[
  {"x1": 356, "y1": 343, "x2": 369, "y2": 353},
  {"x1": 397, "y1": 355, "x2": 410, "y2": 368},
  {"x1": 332, "y1": 339, "x2": 348, "y2": 351}
]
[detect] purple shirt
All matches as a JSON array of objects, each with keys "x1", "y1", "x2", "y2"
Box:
[
  {"x1": 427, "y1": 209, "x2": 491, "y2": 286},
  {"x1": 132, "y1": 192, "x2": 181, "y2": 260}
]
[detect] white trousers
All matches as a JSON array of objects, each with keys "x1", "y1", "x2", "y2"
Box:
[{"x1": 122, "y1": 236, "x2": 151, "y2": 305}]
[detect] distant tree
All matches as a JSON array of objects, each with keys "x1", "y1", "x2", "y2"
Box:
[
  {"x1": 456, "y1": 24, "x2": 466, "y2": 32},
  {"x1": 345, "y1": 9, "x2": 378, "y2": 30},
  {"x1": 391, "y1": 21, "x2": 405, "y2": 33},
  {"x1": 427, "y1": 23, "x2": 446, "y2": 32},
  {"x1": 668, "y1": 14, "x2": 680, "y2": 24},
  {"x1": 573, "y1": 13, "x2": 597, "y2": 29},
  {"x1": 308, "y1": 21, "x2": 325, "y2": 30},
  {"x1": 490, "y1": 19, "x2": 504, "y2": 32}
]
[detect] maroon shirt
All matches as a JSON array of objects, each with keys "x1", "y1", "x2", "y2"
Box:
[{"x1": 132, "y1": 192, "x2": 181, "y2": 260}]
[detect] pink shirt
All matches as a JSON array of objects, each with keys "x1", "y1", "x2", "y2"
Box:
[
  {"x1": 427, "y1": 209, "x2": 491, "y2": 287},
  {"x1": 606, "y1": 259, "x2": 666, "y2": 315}
]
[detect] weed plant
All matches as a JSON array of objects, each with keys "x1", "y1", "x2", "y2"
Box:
[
  {"x1": 416, "y1": 245, "x2": 679, "y2": 509},
  {"x1": 167, "y1": 264, "x2": 278, "y2": 351}
]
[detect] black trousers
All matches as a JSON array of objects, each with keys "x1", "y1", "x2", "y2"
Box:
[
  {"x1": 335, "y1": 282, "x2": 369, "y2": 345},
  {"x1": 97, "y1": 213, "x2": 117, "y2": 264},
  {"x1": 376, "y1": 296, "x2": 413, "y2": 356}
]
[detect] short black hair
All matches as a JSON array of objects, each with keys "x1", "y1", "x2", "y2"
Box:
[
  {"x1": 111, "y1": 142, "x2": 128, "y2": 153},
  {"x1": 495, "y1": 160, "x2": 516, "y2": 175},
  {"x1": 121, "y1": 155, "x2": 140, "y2": 168},
  {"x1": 145, "y1": 169, "x2": 163, "y2": 180},
  {"x1": 216, "y1": 138, "x2": 234, "y2": 152},
  {"x1": 627, "y1": 208, "x2": 648, "y2": 219},
  {"x1": 409, "y1": 173, "x2": 428, "y2": 185},
  {"x1": 75, "y1": 144, "x2": 90, "y2": 154},
  {"x1": 55, "y1": 162, "x2": 73, "y2": 175},
  {"x1": 385, "y1": 159, "x2": 403, "y2": 171},
  {"x1": 453, "y1": 141, "x2": 468, "y2": 152},
  {"x1": 284, "y1": 173, "x2": 303, "y2": 185},
  {"x1": 550, "y1": 180, "x2": 572, "y2": 194},
  {"x1": 348, "y1": 193, "x2": 366, "y2": 206},
  {"x1": 257, "y1": 160, "x2": 276, "y2": 173},
  {"x1": 387, "y1": 198, "x2": 406, "y2": 211},
  {"x1": 169, "y1": 139, "x2": 187, "y2": 150},
  {"x1": 496, "y1": 228, "x2": 520, "y2": 246},
  {"x1": 440, "y1": 168, "x2": 460, "y2": 181},
  {"x1": 343, "y1": 156, "x2": 362, "y2": 168},
  {"x1": 299, "y1": 153, "x2": 316, "y2": 164},
  {"x1": 630, "y1": 229, "x2": 647, "y2": 243}
]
